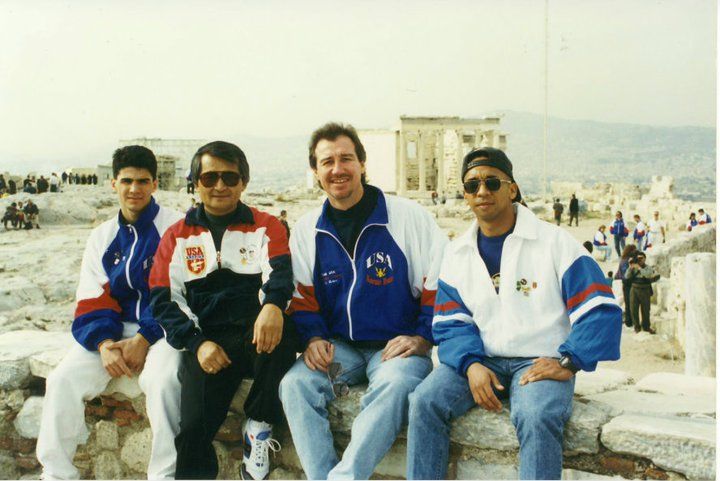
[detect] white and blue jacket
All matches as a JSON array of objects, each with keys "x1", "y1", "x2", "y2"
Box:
[
  {"x1": 72, "y1": 198, "x2": 182, "y2": 350},
  {"x1": 288, "y1": 188, "x2": 447, "y2": 345},
  {"x1": 433, "y1": 203, "x2": 622, "y2": 376}
]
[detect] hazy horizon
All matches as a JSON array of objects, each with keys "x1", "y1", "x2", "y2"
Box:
[{"x1": 0, "y1": 0, "x2": 716, "y2": 174}]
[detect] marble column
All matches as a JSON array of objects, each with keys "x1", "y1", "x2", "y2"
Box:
[
  {"x1": 474, "y1": 130, "x2": 483, "y2": 148},
  {"x1": 398, "y1": 131, "x2": 407, "y2": 196},
  {"x1": 456, "y1": 129, "x2": 464, "y2": 174},
  {"x1": 417, "y1": 130, "x2": 426, "y2": 193},
  {"x1": 684, "y1": 252, "x2": 716, "y2": 376},
  {"x1": 436, "y1": 129, "x2": 445, "y2": 193}
]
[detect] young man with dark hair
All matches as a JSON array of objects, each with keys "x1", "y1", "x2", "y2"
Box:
[
  {"x1": 37, "y1": 146, "x2": 183, "y2": 480},
  {"x1": 150, "y1": 140, "x2": 297, "y2": 480},
  {"x1": 406, "y1": 147, "x2": 622, "y2": 480},
  {"x1": 279, "y1": 122, "x2": 447, "y2": 479}
]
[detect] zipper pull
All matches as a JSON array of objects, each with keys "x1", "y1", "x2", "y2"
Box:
[{"x1": 217, "y1": 250, "x2": 222, "y2": 268}]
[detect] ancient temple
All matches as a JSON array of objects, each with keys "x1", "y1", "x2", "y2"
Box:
[{"x1": 359, "y1": 116, "x2": 507, "y2": 198}]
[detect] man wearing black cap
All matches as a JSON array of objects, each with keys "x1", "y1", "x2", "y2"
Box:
[{"x1": 406, "y1": 147, "x2": 622, "y2": 480}]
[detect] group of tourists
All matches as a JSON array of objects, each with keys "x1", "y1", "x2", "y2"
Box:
[
  {"x1": 687, "y1": 208, "x2": 712, "y2": 231},
  {"x1": 37, "y1": 123, "x2": 622, "y2": 481},
  {"x1": 1, "y1": 199, "x2": 39, "y2": 230},
  {"x1": 551, "y1": 194, "x2": 580, "y2": 226},
  {"x1": 0, "y1": 171, "x2": 98, "y2": 198}
]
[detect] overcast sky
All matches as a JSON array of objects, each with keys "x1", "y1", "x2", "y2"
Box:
[{"x1": 0, "y1": 0, "x2": 716, "y2": 172}]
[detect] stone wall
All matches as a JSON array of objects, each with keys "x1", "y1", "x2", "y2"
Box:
[{"x1": 0, "y1": 331, "x2": 715, "y2": 480}]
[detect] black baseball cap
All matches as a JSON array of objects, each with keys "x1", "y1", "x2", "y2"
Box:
[{"x1": 461, "y1": 147, "x2": 522, "y2": 202}]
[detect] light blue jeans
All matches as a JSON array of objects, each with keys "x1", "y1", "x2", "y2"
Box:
[
  {"x1": 596, "y1": 244, "x2": 613, "y2": 261},
  {"x1": 406, "y1": 359, "x2": 575, "y2": 480},
  {"x1": 279, "y1": 339, "x2": 432, "y2": 480}
]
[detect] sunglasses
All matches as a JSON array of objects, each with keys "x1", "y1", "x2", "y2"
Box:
[
  {"x1": 198, "y1": 171, "x2": 242, "y2": 188},
  {"x1": 463, "y1": 177, "x2": 513, "y2": 194},
  {"x1": 327, "y1": 362, "x2": 349, "y2": 397}
]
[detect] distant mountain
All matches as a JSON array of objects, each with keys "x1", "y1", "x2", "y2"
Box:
[{"x1": 497, "y1": 111, "x2": 716, "y2": 201}]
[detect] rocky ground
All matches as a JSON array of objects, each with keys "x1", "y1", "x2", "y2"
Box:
[{"x1": 0, "y1": 184, "x2": 683, "y2": 382}]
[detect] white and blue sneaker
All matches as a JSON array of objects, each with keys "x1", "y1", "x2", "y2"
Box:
[{"x1": 241, "y1": 419, "x2": 281, "y2": 480}]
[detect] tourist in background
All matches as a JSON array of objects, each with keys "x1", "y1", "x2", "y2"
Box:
[
  {"x1": 552, "y1": 198, "x2": 564, "y2": 226},
  {"x1": 632, "y1": 214, "x2": 647, "y2": 251},
  {"x1": 687, "y1": 212, "x2": 698, "y2": 231},
  {"x1": 0, "y1": 174, "x2": 6, "y2": 194},
  {"x1": 625, "y1": 251, "x2": 660, "y2": 334},
  {"x1": 2, "y1": 202, "x2": 18, "y2": 229},
  {"x1": 614, "y1": 244, "x2": 638, "y2": 328},
  {"x1": 7, "y1": 179, "x2": 16, "y2": 195},
  {"x1": 593, "y1": 225, "x2": 612, "y2": 261},
  {"x1": 697, "y1": 208, "x2": 712, "y2": 225},
  {"x1": 609, "y1": 211, "x2": 628, "y2": 257},
  {"x1": 568, "y1": 193, "x2": 579, "y2": 226},
  {"x1": 646, "y1": 211, "x2": 666, "y2": 248},
  {"x1": 23, "y1": 199, "x2": 39, "y2": 229},
  {"x1": 278, "y1": 209, "x2": 290, "y2": 238},
  {"x1": 61, "y1": 171, "x2": 68, "y2": 184},
  {"x1": 49, "y1": 173, "x2": 60, "y2": 192},
  {"x1": 37, "y1": 175, "x2": 49, "y2": 193},
  {"x1": 406, "y1": 146, "x2": 621, "y2": 480}
]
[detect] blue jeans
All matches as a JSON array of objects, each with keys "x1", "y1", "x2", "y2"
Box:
[
  {"x1": 613, "y1": 235, "x2": 626, "y2": 258},
  {"x1": 406, "y1": 359, "x2": 575, "y2": 480},
  {"x1": 597, "y1": 244, "x2": 612, "y2": 261},
  {"x1": 279, "y1": 339, "x2": 432, "y2": 480}
]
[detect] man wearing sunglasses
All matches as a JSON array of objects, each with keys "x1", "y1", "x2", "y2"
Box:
[
  {"x1": 280, "y1": 122, "x2": 447, "y2": 480},
  {"x1": 149, "y1": 141, "x2": 297, "y2": 480},
  {"x1": 37, "y1": 146, "x2": 184, "y2": 480},
  {"x1": 406, "y1": 147, "x2": 622, "y2": 480}
]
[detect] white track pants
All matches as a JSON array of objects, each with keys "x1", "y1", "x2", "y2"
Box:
[{"x1": 37, "y1": 323, "x2": 181, "y2": 480}]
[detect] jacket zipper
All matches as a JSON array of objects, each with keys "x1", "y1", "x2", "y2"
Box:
[
  {"x1": 317, "y1": 223, "x2": 382, "y2": 341},
  {"x1": 126, "y1": 224, "x2": 141, "y2": 320}
]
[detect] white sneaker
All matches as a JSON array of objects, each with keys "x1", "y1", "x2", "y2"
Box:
[{"x1": 241, "y1": 419, "x2": 281, "y2": 480}]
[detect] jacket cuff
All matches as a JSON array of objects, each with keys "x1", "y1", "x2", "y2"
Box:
[
  {"x1": 263, "y1": 291, "x2": 290, "y2": 311},
  {"x1": 137, "y1": 326, "x2": 162, "y2": 346},
  {"x1": 460, "y1": 354, "x2": 484, "y2": 378},
  {"x1": 186, "y1": 330, "x2": 209, "y2": 354}
]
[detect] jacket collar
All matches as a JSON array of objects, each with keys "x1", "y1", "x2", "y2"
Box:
[
  {"x1": 185, "y1": 201, "x2": 254, "y2": 228},
  {"x1": 457, "y1": 202, "x2": 539, "y2": 250},
  {"x1": 315, "y1": 184, "x2": 388, "y2": 234},
  {"x1": 117, "y1": 196, "x2": 159, "y2": 230}
]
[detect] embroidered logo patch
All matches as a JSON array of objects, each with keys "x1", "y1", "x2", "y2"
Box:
[
  {"x1": 185, "y1": 246, "x2": 206, "y2": 275},
  {"x1": 515, "y1": 278, "x2": 538, "y2": 297},
  {"x1": 365, "y1": 251, "x2": 394, "y2": 286},
  {"x1": 238, "y1": 245, "x2": 258, "y2": 265}
]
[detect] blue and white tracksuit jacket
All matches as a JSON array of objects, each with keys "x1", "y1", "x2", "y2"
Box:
[
  {"x1": 288, "y1": 189, "x2": 447, "y2": 345},
  {"x1": 72, "y1": 197, "x2": 182, "y2": 350},
  {"x1": 433, "y1": 203, "x2": 622, "y2": 376}
]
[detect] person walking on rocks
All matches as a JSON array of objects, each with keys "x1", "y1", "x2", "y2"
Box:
[
  {"x1": 552, "y1": 198, "x2": 564, "y2": 226},
  {"x1": 609, "y1": 211, "x2": 628, "y2": 258},
  {"x1": 279, "y1": 122, "x2": 447, "y2": 480},
  {"x1": 568, "y1": 193, "x2": 579, "y2": 226},
  {"x1": 624, "y1": 251, "x2": 660, "y2": 334},
  {"x1": 633, "y1": 214, "x2": 647, "y2": 251},
  {"x1": 150, "y1": 141, "x2": 298, "y2": 480},
  {"x1": 646, "y1": 211, "x2": 666, "y2": 249},
  {"x1": 36, "y1": 146, "x2": 184, "y2": 480},
  {"x1": 405, "y1": 147, "x2": 622, "y2": 480}
]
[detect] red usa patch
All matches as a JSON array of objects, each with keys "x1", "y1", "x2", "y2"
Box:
[{"x1": 185, "y1": 246, "x2": 206, "y2": 275}]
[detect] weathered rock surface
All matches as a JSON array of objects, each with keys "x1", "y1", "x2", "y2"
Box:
[
  {"x1": 0, "y1": 277, "x2": 46, "y2": 313},
  {"x1": 683, "y1": 253, "x2": 716, "y2": 377},
  {"x1": 13, "y1": 396, "x2": 43, "y2": 439},
  {"x1": 601, "y1": 413, "x2": 715, "y2": 480},
  {"x1": 587, "y1": 388, "x2": 715, "y2": 416},
  {"x1": 119, "y1": 428, "x2": 152, "y2": 474},
  {"x1": 575, "y1": 368, "x2": 633, "y2": 396},
  {"x1": 0, "y1": 330, "x2": 70, "y2": 389},
  {"x1": 634, "y1": 372, "x2": 715, "y2": 398}
]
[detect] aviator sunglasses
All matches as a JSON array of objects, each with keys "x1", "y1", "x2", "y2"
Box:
[
  {"x1": 198, "y1": 171, "x2": 242, "y2": 188},
  {"x1": 463, "y1": 177, "x2": 513, "y2": 194},
  {"x1": 327, "y1": 362, "x2": 349, "y2": 397}
]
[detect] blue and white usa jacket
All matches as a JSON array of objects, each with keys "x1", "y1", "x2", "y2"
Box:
[
  {"x1": 72, "y1": 197, "x2": 182, "y2": 351},
  {"x1": 434, "y1": 203, "x2": 622, "y2": 376},
  {"x1": 288, "y1": 187, "x2": 447, "y2": 345}
]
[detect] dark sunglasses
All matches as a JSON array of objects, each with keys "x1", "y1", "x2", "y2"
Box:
[
  {"x1": 463, "y1": 177, "x2": 513, "y2": 194},
  {"x1": 198, "y1": 171, "x2": 241, "y2": 188},
  {"x1": 328, "y1": 362, "x2": 349, "y2": 397}
]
